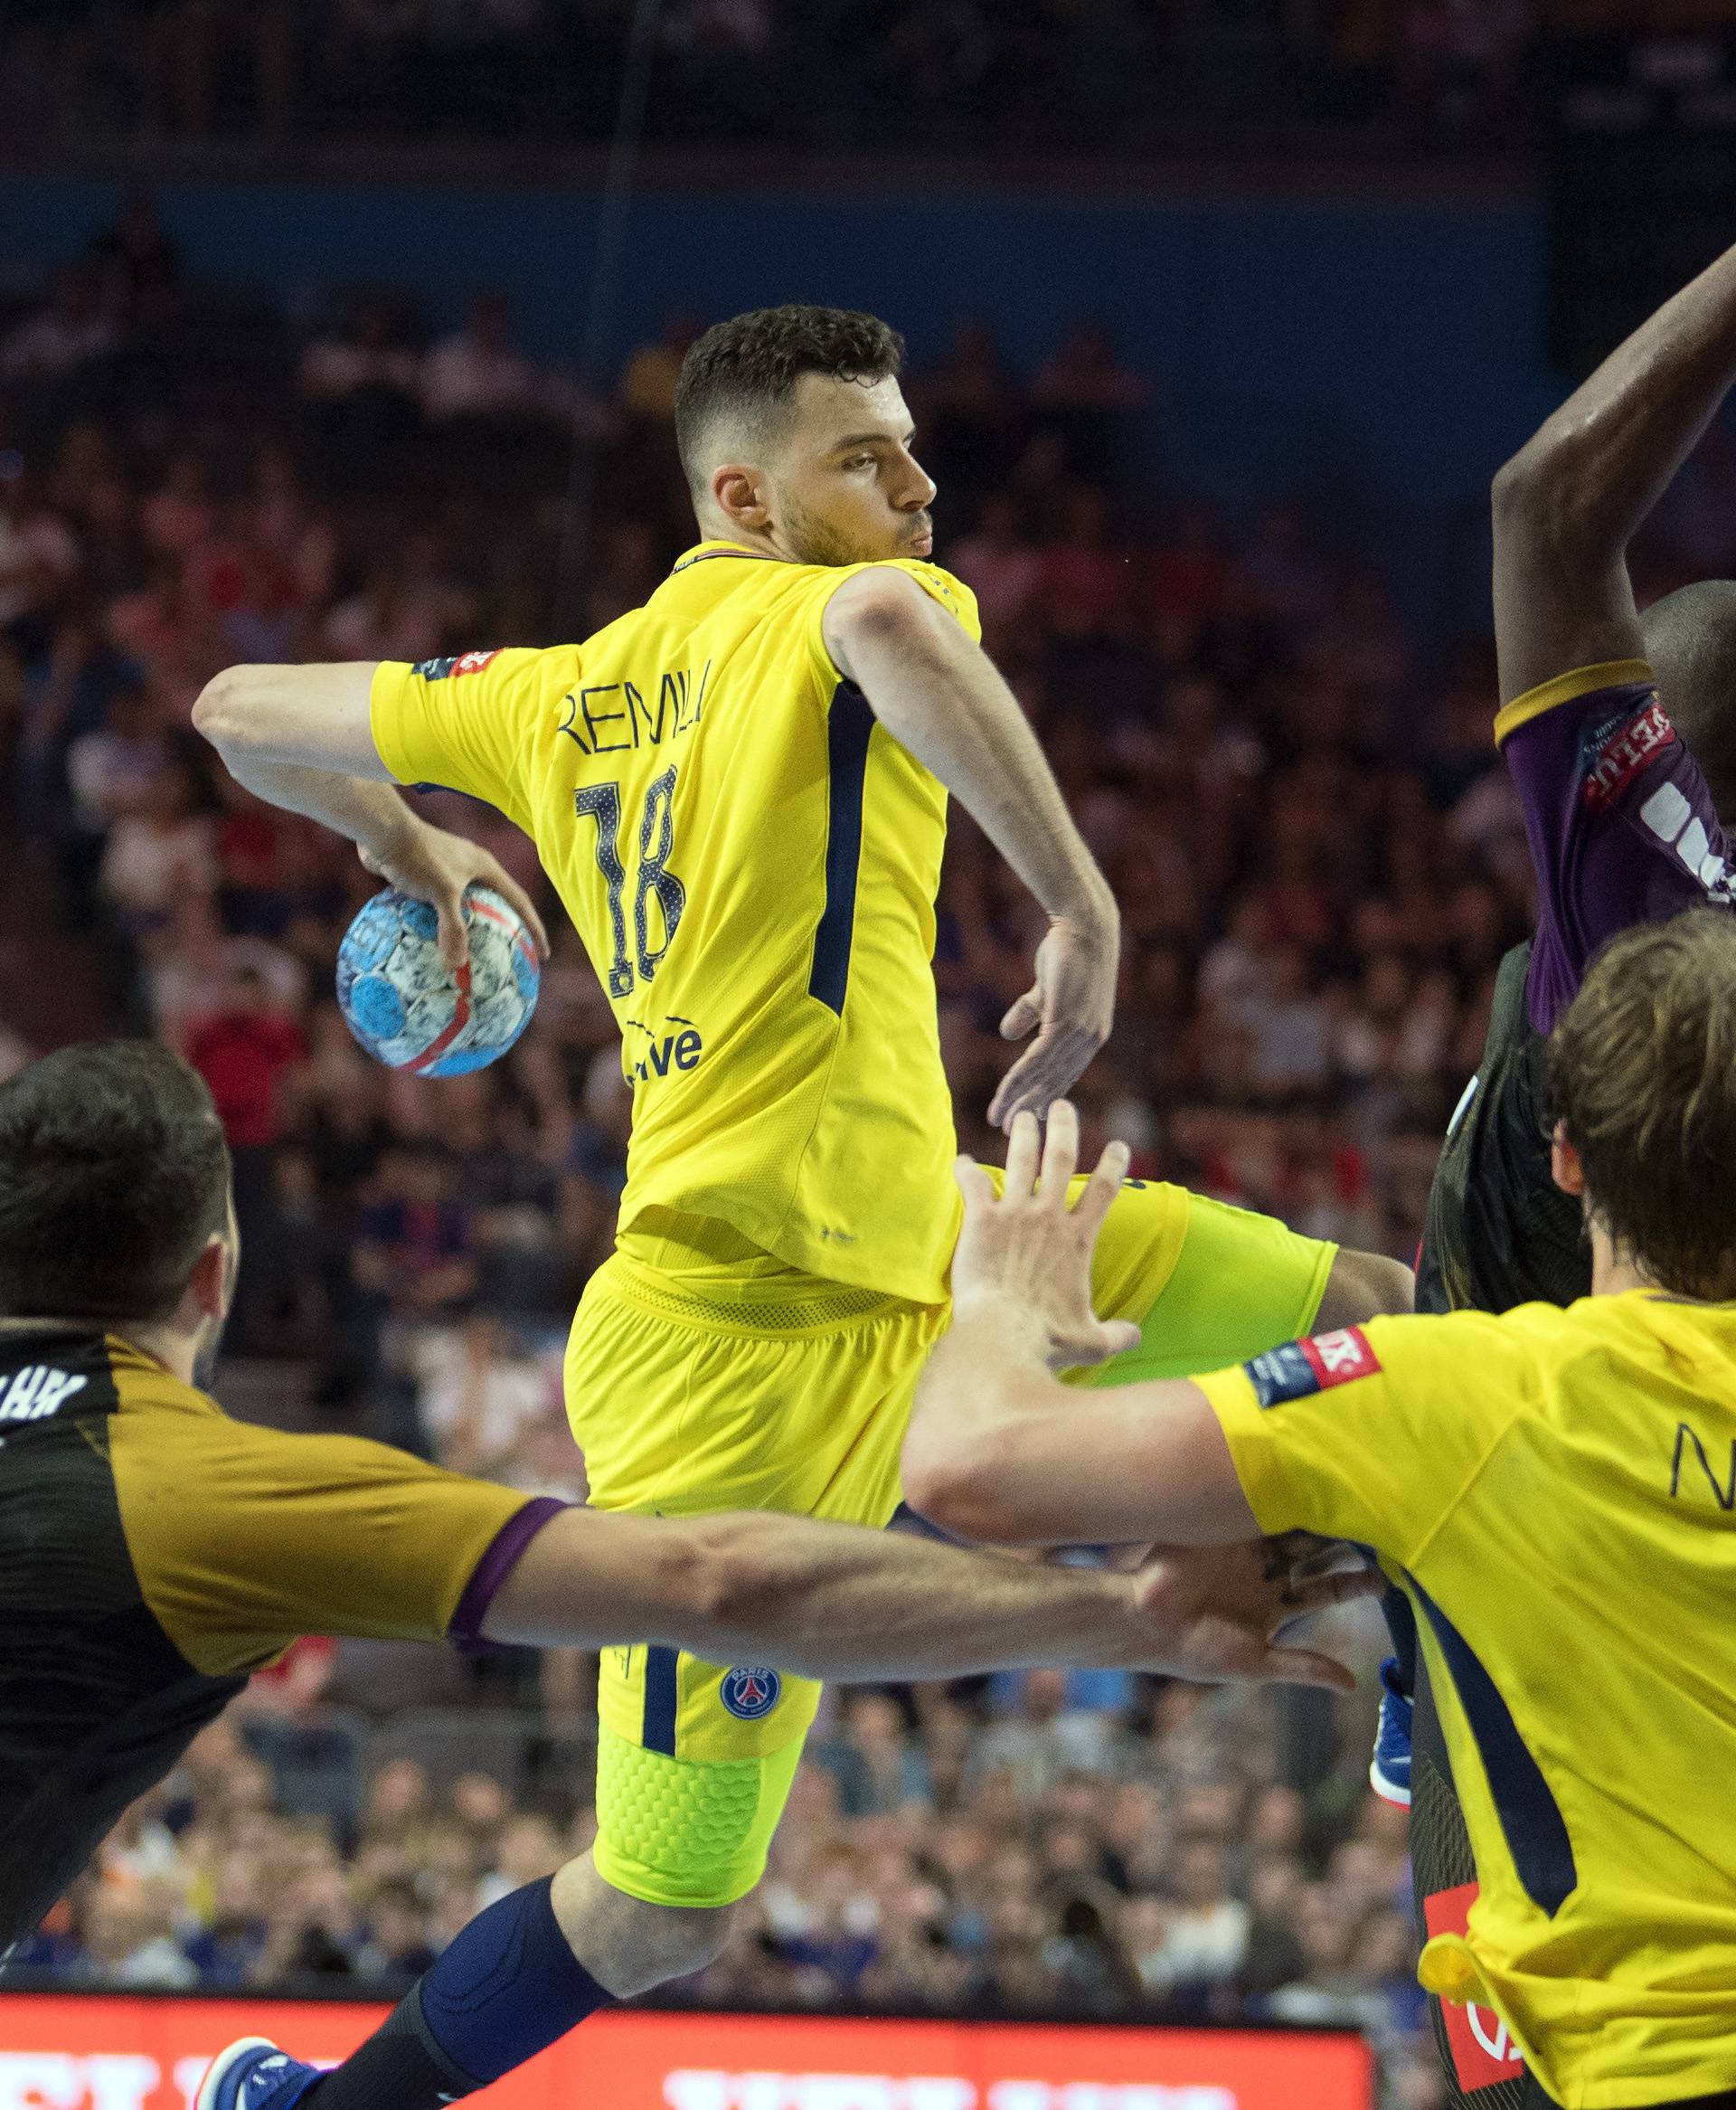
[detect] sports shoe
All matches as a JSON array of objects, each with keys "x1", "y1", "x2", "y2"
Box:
[
  {"x1": 1369, "y1": 1655, "x2": 1414, "y2": 1808},
  {"x1": 197, "y1": 2039, "x2": 326, "y2": 2110}
]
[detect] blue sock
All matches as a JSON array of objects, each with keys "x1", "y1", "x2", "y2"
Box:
[{"x1": 308, "y1": 1878, "x2": 615, "y2": 2106}]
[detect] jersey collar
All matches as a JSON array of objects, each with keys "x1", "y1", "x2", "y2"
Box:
[{"x1": 670, "y1": 539, "x2": 790, "y2": 575}]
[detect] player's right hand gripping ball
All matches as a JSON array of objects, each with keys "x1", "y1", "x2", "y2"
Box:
[{"x1": 336, "y1": 885, "x2": 539, "y2": 1075}]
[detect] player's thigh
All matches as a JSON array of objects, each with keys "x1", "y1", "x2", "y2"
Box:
[
  {"x1": 571, "y1": 1280, "x2": 944, "y2": 1909},
  {"x1": 1071, "y1": 1183, "x2": 1337, "y2": 1387}
]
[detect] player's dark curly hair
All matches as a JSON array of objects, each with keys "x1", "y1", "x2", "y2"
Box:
[
  {"x1": 0, "y1": 1041, "x2": 231, "y2": 1321},
  {"x1": 1548, "y1": 912, "x2": 1736, "y2": 1300},
  {"x1": 675, "y1": 305, "x2": 906, "y2": 493}
]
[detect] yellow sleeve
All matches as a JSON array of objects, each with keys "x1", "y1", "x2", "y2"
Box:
[
  {"x1": 1194, "y1": 1312, "x2": 1530, "y2": 1568},
  {"x1": 370, "y1": 646, "x2": 570, "y2": 831},
  {"x1": 1492, "y1": 658, "x2": 1653, "y2": 747},
  {"x1": 112, "y1": 1402, "x2": 554, "y2": 1677},
  {"x1": 806, "y1": 559, "x2": 983, "y2": 683}
]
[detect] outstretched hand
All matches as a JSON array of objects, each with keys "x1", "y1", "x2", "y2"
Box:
[
  {"x1": 1127, "y1": 1536, "x2": 1381, "y2": 1693},
  {"x1": 952, "y1": 1101, "x2": 1142, "y2": 1371},
  {"x1": 362, "y1": 816, "x2": 551, "y2": 972}
]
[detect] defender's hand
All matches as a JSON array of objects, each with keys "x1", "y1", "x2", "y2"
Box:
[
  {"x1": 988, "y1": 916, "x2": 1118, "y2": 1131},
  {"x1": 952, "y1": 1101, "x2": 1141, "y2": 1371},
  {"x1": 362, "y1": 816, "x2": 550, "y2": 970},
  {"x1": 1123, "y1": 1538, "x2": 1380, "y2": 1692}
]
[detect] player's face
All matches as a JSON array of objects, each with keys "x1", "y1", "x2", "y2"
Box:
[{"x1": 770, "y1": 374, "x2": 937, "y2": 567}]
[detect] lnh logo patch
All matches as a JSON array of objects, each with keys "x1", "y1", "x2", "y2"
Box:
[
  {"x1": 1246, "y1": 1326, "x2": 1382, "y2": 1408},
  {"x1": 720, "y1": 1667, "x2": 782, "y2": 1720}
]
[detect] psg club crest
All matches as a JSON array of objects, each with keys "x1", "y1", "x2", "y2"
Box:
[{"x1": 721, "y1": 1666, "x2": 782, "y2": 1720}]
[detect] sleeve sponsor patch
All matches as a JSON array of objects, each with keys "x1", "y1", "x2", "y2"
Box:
[
  {"x1": 1580, "y1": 697, "x2": 1676, "y2": 813},
  {"x1": 412, "y1": 648, "x2": 502, "y2": 682},
  {"x1": 1245, "y1": 1326, "x2": 1382, "y2": 1409}
]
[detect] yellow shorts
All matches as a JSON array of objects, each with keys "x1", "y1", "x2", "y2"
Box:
[{"x1": 565, "y1": 1178, "x2": 1335, "y2": 1909}]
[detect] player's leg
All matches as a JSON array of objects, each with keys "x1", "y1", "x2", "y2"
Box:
[{"x1": 1065, "y1": 1179, "x2": 1388, "y2": 1386}]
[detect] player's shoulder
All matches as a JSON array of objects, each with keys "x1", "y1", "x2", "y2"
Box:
[
  {"x1": 1358, "y1": 1302, "x2": 1542, "y2": 1385},
  {"x1": 814, "y1": 556, "x2": 980, "y2": 641}
]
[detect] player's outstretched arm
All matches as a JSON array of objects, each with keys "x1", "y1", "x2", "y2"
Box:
[
  {"x1": 193, "y1": 662, "x2": 547, "y2": 966},
  {"x1": 824, "y1": 569, "x2": 1120, "y2": 1130},
  {"x1": 1495, "y1": 240, "x2": 1736, "y2": 706},
  {"x1": 480, "y1": 1495, "x2": 1369, "y2": 1692},
  {"x1": 902, "y1": 1103, "x2": 1274, "y2": 1549}
]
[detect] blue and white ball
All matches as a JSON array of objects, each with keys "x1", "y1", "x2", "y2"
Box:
[{"x1": 336, "y1": 885, "x2": 539, "y2": 1075}]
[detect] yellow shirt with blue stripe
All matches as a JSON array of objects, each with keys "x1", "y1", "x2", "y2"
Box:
[
  {"x1": 1198, "y1": 1294, "x2": 1736, "y2": 2110},
  {"x1": 370, "y1": 543, "x2": 980, "y2": 1308}
]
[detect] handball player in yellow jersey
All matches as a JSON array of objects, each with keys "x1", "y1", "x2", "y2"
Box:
[
  {"x1": 909, "y1": 917, "x2": 1736, "y2": 2110},
  {"x1": 194, "y1": 306, "x2": 1408, "y2": 2011}
]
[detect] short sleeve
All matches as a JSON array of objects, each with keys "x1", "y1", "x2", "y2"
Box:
[
  {"x1": 1194, "y1": 1313, "x2": 1531, "y2": 1568},
  {"x1": 1494, "y1": 661, "x2": 1736, "y2": 1033},
  {"x1": 371, "y1": 647, "x2": 563, "y2": 831},
  {"x1": 807, "y1": 559, "x2": 983, "y2": 684},
  {"x1": 112, "y1": 1405, "x2": 562, "y2": 1678}
]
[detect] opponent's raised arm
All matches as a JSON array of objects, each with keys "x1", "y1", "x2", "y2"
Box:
[
  {"x1": 481, "y1": 1496, "x2": 1370, "y2": 1693},
  {"x1": 823, "y1": 569, "x2": 1120, "y2": 1130},
  {"x1": 193, "y1": 660, "x2": 548, "y2": 968},
  {"x1": 901, "y1": 1104, "x2": 1264, "y2": 1550},
  {"x1": 1494, "y1": 239, "x2": 1736, "y2": 706}
]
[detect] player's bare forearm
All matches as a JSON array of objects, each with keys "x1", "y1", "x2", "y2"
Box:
[
  {"x1": 824, "y1": 571, "x2": 1119, "y2": 1124},
  {"x1": 193, "y1": 661, "x2": 407, "y2": 856},
  {"x1": 905, "y1": 1308, "x2": 1256, "y2": 1548},
  {"x1": 194, "y1": 659, "x2": 549, "y2": 965},
  {"x1": 1495, "y1": 241, "x2": 1736, "y2": 705},
  {"x1": 480, "y1": 1503, "x2": 1364, "y2": 1689},
  {"x1": 823, "y1": 572, "x2": 1116, "y2": 932}
]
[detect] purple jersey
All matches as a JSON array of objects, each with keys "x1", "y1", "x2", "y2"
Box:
[
  {"x1": 1420, "y1": 661, "x2": 1734, "y2": 1318},
  {"x1": 1502, "y1": 662, "x2": 1736, "y2": 1034}
]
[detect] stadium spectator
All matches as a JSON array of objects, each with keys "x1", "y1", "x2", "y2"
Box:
[
  {"x1": 0, "y1": 264, "x2": 118, "y2": 385},
  {"x1": 420, "y1": 292, "x2": 554, "y2": 424}
]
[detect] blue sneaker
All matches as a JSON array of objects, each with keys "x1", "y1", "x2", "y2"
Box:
[
  {"x1": 1369, "y1": 1655, "x2": 1414, "y2": 1808},
  {"x1": 197, "y1": 2039, "x2": 325, "y2": 2110}
]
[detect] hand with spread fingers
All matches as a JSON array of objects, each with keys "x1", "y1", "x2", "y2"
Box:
[{"x1": 951, "y1": 1100, "x2": 1143, "y2": 1371}]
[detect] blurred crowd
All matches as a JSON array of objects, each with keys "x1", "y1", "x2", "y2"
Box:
[
  {"x1": 5, "y1": 199, "x2": 1733, "y2": 2105},
  {"x1": 4, "y1": 1670, "x2": 1437, "y2": 2094},
  {"x1": 5, "y1": 0, "x2": 1713, "y2": 158},
  {"x1": 0, "y1": 199, "x2": 1563, "y2": 1437}
]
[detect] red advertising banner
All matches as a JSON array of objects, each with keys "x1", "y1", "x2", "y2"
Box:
[
  {"x1": 1421, "y1": 1882, "x2": 1527, "y2": 2094},
  {"x1": 0, "y1": 1995, "x2": 1374, "y2": 2110}
]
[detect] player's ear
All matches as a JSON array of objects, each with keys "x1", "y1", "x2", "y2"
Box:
[
  {"x1": 712, "y1": 463, "x2": 769, "y2": 536},
  {"x1": 178, "y1": 1233, "x2": 231, "y2": 1326},
  {"x1": 1550, "y1": 1121, "x2": 1586, "y2": 1197}
]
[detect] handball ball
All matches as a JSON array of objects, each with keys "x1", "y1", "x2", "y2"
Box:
[{"x1": 336, "y1": 885, "x2": 539, "y2": 1075}]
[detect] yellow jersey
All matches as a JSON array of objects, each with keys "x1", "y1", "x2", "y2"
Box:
[
  {"x1": 1200, "y1": 1294, "x2": 1736, "y2": 2110},
  {"x1": 371, "y1": 543, "x2": 981, "y2": 1306}
]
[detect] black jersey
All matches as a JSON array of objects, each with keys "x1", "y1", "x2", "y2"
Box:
[
  {"x1": 1416, "y1": 942, "x2": 1588, "y2": 1317},
  {"x1": 0, "y1": 1327, "x2": 552, "y2": 1955}
]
